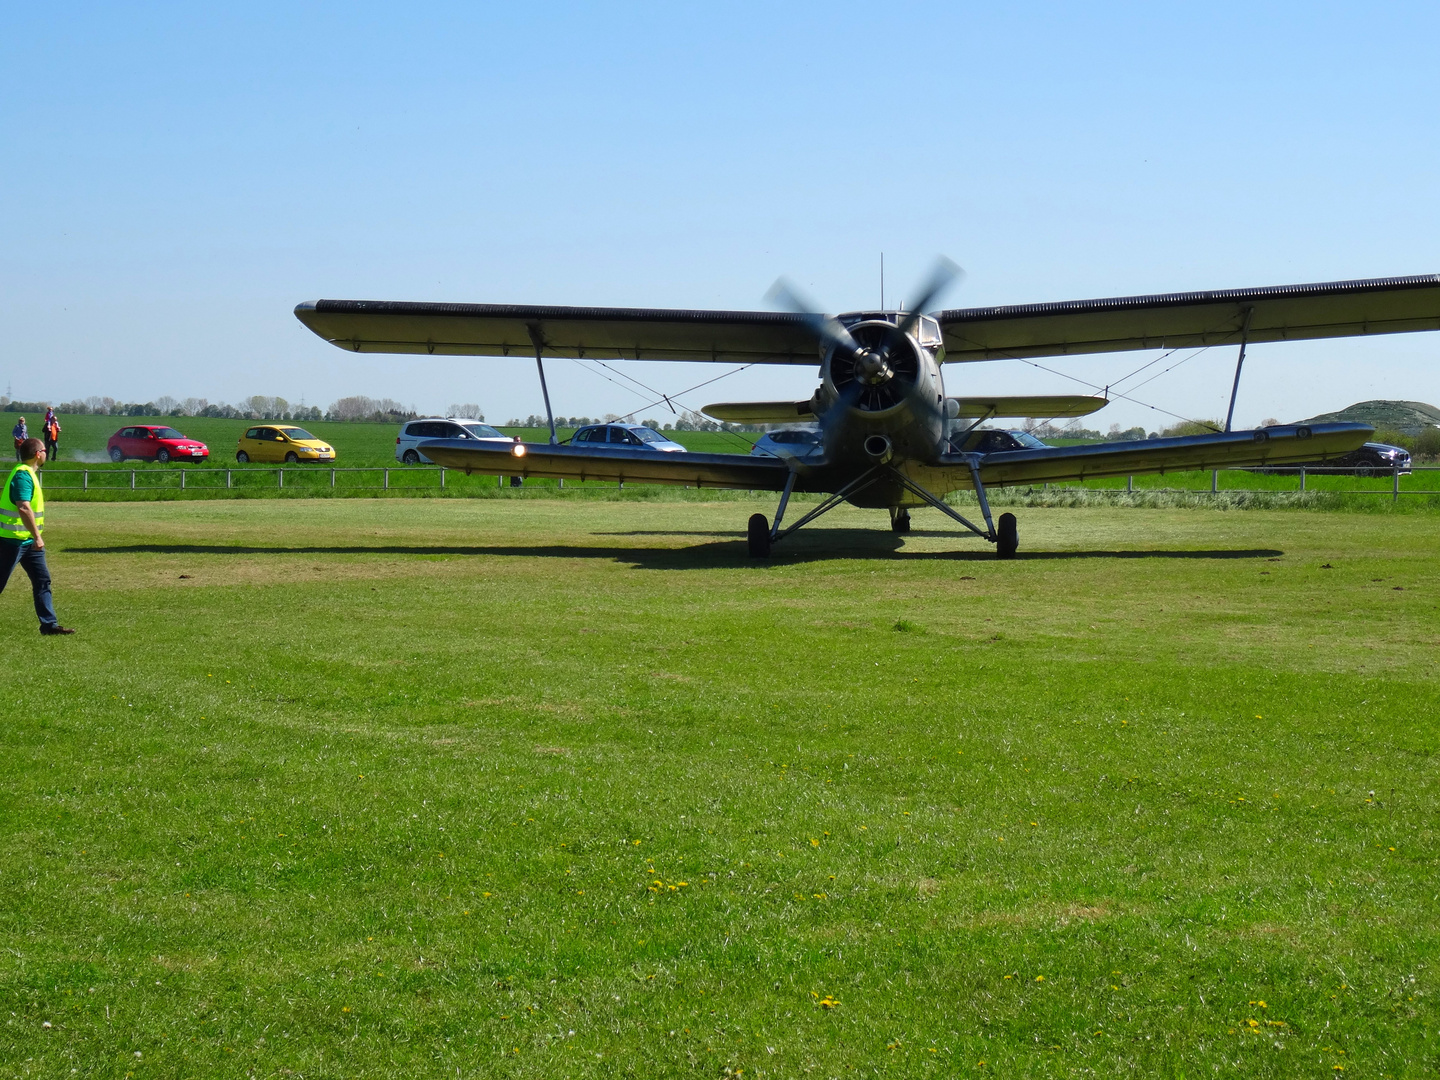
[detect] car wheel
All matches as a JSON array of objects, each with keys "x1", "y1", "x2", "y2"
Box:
[
  {"x1": 236, "y1": 451, "x2": 249, "y2": 463},
  {"x1": 285, "y1": 451, "x2": 300, "y2": 464},
  {"x1": 109, "y1": 447, "x2": 123, "y2": 463},
  {"x1": 1356, "y1": 461, "x2": 1377, "y2": 478},
  {"x1": 156, "y1": 449, "x2": 170, "y2": 463},
  {"x1": 402, "y1": 449, "x2": 420, "y2": 465}
]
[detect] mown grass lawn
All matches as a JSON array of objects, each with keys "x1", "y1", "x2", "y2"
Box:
[{"x1": 1, "y1": 499, "x2": 1436, "y2": 1077}]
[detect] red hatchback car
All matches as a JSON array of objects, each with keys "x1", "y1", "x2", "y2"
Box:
[{"x1": 107, "y1": 425, "x2": 210, "y2": 463}]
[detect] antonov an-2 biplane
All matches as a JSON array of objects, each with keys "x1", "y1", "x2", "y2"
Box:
[{"x1": 295, "y1": 270, "x2": 1440, "y2": 558}]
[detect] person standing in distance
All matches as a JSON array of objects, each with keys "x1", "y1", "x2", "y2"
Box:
[
  {"x1": 0, "y1": 438, "x2": 74, "y2": 635},
  {"x1": 11, "y1": 416, "x2": 27, "y2": 461},
  {"x1": 42, "y1": 408, "x2": 60, "y2": 460}
]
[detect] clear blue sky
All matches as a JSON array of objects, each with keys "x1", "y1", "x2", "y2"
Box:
[{"x1": 4, "y1": 1, "x2": 1439, "y2": 429}]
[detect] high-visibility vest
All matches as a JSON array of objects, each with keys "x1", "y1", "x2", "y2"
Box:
[{"x1": 0, "y1": 463, "x2": 43, "y2": 541}]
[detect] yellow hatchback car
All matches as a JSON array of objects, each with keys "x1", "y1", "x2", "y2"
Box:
[{"x1": 236, "y1": 425, "x2": 336, "y2": 464}]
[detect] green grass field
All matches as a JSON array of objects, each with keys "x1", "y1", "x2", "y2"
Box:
[{"x1": 2, "y1": 499, "x2": 1437, "y2": 1076}]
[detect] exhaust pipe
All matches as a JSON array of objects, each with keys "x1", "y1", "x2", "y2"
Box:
[{"x1": 864, "y1": 434, "x2": 893, "y2": 465}]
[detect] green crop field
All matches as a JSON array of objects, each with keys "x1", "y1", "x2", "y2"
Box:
[{"x1": 2, "y1": 499, "x2": 1436, "y2": 1077}]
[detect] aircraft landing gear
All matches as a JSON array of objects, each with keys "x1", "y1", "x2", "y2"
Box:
[
  {"x1": 747, "y1": 513, "x2": 772, "y2": 558},
  {"x1": 996, "y1": 512, "x2": 1018, "y2": 559},
  {"x1": 889, "y1": 507, "x2": 911, "y2": 533}
]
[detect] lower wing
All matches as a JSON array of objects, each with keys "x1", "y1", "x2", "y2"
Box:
[
  {"x1": 417, "y1": 439, "x2": 798, "y2": 490},
  {"x1": 954, "y1": 423, "x2": 1372, "y2": 485}
]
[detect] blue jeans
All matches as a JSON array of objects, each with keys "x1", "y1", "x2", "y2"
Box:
[{"x1": 0, "y1": 541, "x2": 58, "y2": 629}]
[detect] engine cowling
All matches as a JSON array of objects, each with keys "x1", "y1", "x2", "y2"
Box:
[{"x1": 825, "y1": 321, "x2": 922, "y2": 413}]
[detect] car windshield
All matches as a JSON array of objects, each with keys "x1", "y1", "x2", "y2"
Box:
[
  {"x1": 633, "y1": 427, "x2": 666, "y2": 443},
  {"x1": 463, "y1": 423, "x2": 505, "y2": 439},
  {"x1": 153, "y1": 427, "x2": 186, "y2": 440},
  {"x1": 1012, "y1": 432, "x2": 1050, "y2": 449},
  {"x1": 772, "y1": 430, "x2": 818, "y2": 443},
  {"x1": 280, "y1": 427, "x2": 316, "y2": 441}
]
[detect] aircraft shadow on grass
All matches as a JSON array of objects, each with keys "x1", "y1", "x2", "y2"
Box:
[{"x1": 66, "y1": 532, "x2": 1284, "y2": 569}]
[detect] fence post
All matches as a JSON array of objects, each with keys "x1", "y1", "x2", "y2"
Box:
[
  {"x1": 1394, "y1": 466, "x2": 1400, "y2": 503},
  {"x1": 558, "y1": 478, "x2": 563, "y2": 490},
  {"x1": 1211, "y1": 470, "x2": 1218, "y2": 493},
  {"x1": 278, "y1": 469, "x2": 284, "y2": 489},
  {"x1": 180, "y1": 469, "x2": 186, "y2": 490},
  {"x1": 1299, "y1": 467, "x2": 1305, "y2": 493},
  {"x1": 383, "y1": 468, "x2": 389, "y2": 490},
  {"x1": 83, "y1": 470, "x2": 88, "y2": 491},
  {"x1": 130, "y1": 470, "x2": 135, "y2": 490},
  {"x1": 226, "y1": 469, "x2": 231, "y2": 489},
  {"x1": 1126, "y1": 475, "x2": 1132, "y2": 492},
  {"x1": 498, "y1": 474, "x2": 502, "y2": 489},
  {"x1": 331, "y1": 468, "x2": 336, "y2": 488},
  {"x1": 439, "y1": 467, "x2": 445, "y2": 489}
]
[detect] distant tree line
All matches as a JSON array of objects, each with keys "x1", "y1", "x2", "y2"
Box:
[
  {"x1": 3, "y1": 394, "x2": 477, "y2": 424},
  {"x1": 504, "y1": 410, "x2": 763, "y2": 433}
]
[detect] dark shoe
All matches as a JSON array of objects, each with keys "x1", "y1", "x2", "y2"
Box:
[{"x1": 40, "y1": 625, "x2": 75, "y2": 635}]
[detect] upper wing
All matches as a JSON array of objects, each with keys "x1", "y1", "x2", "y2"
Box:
[
  {"x1": 295, "y1": 300, "x2": 820, "y2": 364},
  {"x1": 937, "y1": 275, "x2": 1440, "y2": 362},
  {"x1": 952, "y1": 423, "x2": 1372, "y2": 486},
  {"x1": 415, "y1": 439, "x2": 800, "y2": 490}
]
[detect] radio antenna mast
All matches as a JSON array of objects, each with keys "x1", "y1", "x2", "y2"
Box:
[{"x1": 880, "y1": 253, "x2": 885, "y2": 309}]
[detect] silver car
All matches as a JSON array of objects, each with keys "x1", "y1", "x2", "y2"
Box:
[
  {"x1": 396, "y1": 418, "x2": 511, "y2": 464},
  {"x1": 570, "y1": 423, "x2": 687, "y2": 451},
  {"x1": 750, "y1": 427, "x2": 822, "y2": 458}
]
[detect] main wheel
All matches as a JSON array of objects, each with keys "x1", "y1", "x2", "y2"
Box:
[
  {"x1": 156, "y1": 449, "x2": 171, "y2": 463},
  {"x1": 109, "y1": 447, "x2": 123, "y2": 463},
  {"x1": 285, "y1": 451, "x2": 300, "y2": 464},
  {"x1": 996, "y1": 512, "x2": 1018, "y2": 559},
  {"x1": 890, "y1": 508, "x2": 911, "y2": 533},
  {"x1": 236, "y1": 450, "x2": 249, "y2": 463},
  {"x1": 402, "y1": 449, "x2": 420, "y2": 465},
  {"x1": 747, "y1": 513, "x2": 771, "y2": 558}
]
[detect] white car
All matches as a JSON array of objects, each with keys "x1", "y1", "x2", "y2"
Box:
[{"x1": 396, "y1": 418, "x2": 511, "y2": 464}]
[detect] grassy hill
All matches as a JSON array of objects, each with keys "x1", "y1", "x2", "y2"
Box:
[{"x1": 1301, "y1": 399, "x2": 1440, "y2": 434}]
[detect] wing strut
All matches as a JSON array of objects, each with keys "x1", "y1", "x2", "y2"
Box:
[
  {"x1": 1223, "y1": 306, "x2": 1254, "y2": 433},
  {"x1": 526, "y1": 323, "x2": 559, "y2": 445}
]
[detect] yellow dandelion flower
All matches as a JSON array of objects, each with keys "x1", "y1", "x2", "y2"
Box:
[{"x1": 1035, "y1": 975, "x2": 1044, "y2": 982}]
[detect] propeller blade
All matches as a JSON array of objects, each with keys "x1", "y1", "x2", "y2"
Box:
[
  {"x1": 765, "y1": 277, "x2": 860, "y2": 356},
  {"x1": 895, "y1": 256, "x2": 964, "y2": 338}
]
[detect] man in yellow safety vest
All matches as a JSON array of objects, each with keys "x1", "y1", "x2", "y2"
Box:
[{"x1": 0, "y1": 438, "x2": 74, "y2": 634}]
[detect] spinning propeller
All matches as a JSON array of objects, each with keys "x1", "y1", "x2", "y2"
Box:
[{"x1": 767, "y1": 257, "x2": 963, "y2": 415}]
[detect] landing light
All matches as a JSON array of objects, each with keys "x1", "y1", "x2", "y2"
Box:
[{"x1": 511, "y1": 443, "x2": 527, "y2": 458}]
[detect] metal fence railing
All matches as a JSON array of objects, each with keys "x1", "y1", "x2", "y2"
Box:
[
  {"x1": 38, "y1": 466, "x2": 538, "y2": 492},
  {"x1": 31, "y1": 463, "x2": 1440, "y2": 500}
]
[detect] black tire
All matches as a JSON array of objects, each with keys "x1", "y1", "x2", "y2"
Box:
[
  {"x1": 156, "y1": 449, "x2": 170, "y2": 464},
  {"x1": 996, "y1": 512, "x2": 1018, "y2": 559},
  {"x1": 890, "y1": 508, "x2": 911, "y2": 533},
  {"x1": 236, "y1": 451, "x2": 249, "y2": 463},
  {"x1": 402, "y1": 449, "x2": 420, "y2": 465},
  {"x1": 1356, "y1": 460, "x2": 1377, "y2": 478},
  {"x1": 285, "y1": 451, "x2": 300, "y2": 464},
  {"x1": 109, "y1": 447, "x2": 123, "y2": 463},
  {"x1": 747, "y1": 513, "x2": 771, "y2": 558}
]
